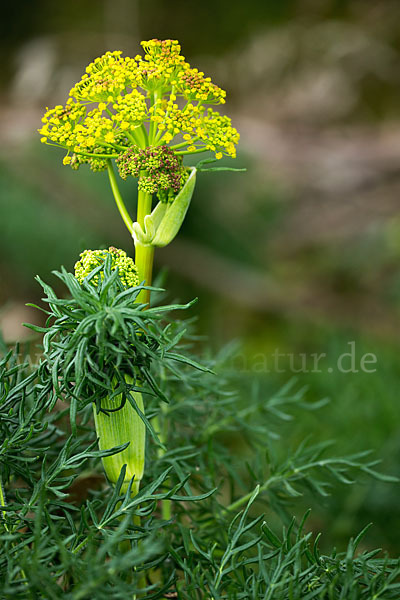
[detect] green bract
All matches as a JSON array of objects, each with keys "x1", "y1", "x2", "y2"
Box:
[{"x1": 132, "y1": 167, "x2": 196, "y2": 247}]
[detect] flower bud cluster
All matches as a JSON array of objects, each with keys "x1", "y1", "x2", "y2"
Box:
[
  {"x1": 176, "y1": 68, "x2": 226, "y2": 104},
  {"x1": 74, "y1": 247, "x2": 139, "y2": 288},
  {"x1": 117, "y1": 145, "x2": 188, "y2": 202},
  {"x1": 62, "y1": 147, "x2": 110, "y2": 172}
]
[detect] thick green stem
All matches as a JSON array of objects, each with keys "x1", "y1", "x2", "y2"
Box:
[
  {"x1": 158, "y1": 409, "x2": 171, "y2": 521},
  {"x1": 136, "y1": 186, "x2": 153, "y2": 225},
  {"x1": 135, "y1": 185, "x2": 155, "y2": 305},
  {"x1": 133, "y1": 182, "x2": 173, "y2": 527},
  {"x1": 135, "y1": 244, "x2": 154, "y2": 305}
]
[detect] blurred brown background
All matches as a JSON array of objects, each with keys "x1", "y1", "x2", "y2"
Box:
[{"x1": 1, "y1": 0, "x2": 400, "y2": 552}]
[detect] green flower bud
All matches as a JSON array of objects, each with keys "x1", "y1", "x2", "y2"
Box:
[{"x1": 74, "y1": 247, "x2": 139, "y2": 288}]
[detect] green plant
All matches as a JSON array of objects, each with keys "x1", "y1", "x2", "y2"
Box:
[{"x1": 0, "y1": 38, "x2": 399, "y2": 599}]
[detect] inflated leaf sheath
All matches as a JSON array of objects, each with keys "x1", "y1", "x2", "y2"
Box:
[{"x1": 93, "y1": 380, "x2": 145, "y2": 493}]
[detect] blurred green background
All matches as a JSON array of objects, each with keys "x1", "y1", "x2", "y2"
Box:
[{"x1": 1, "y1": 0, "x2": 400, "y2": 554}]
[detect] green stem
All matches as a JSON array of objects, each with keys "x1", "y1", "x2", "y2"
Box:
[
  {"x1": 175, "y1": 147, "x2": 208, "y2": 156},
  {"x1": 149, "y1": 91, "x2": 161, "y2": 145},
  {"x1": 170, "y1": 136, "x2": 200, "y2": 150},
  {"x1": 125, "y1": 130, "x2": 141, "y2": 147},
  {"x1": 226, "y1": 486, "x2": 265, "y2": 514},
  {"x1": 135, "y1": 244, "x2": 154, "y2": 305},
  {"x1": 136, "y1": 186, "x2": 153, "y2": 226},
  {"x1": 135, "y1": 184, "x2": 154, "y2": 305},
  {"x1": 107, "y1": 160, "x2": 134, "y2": 234},
  {"x1": 78, "y1": 150, "x2": 120, "y2": 159},
  {"x1": 99, "y1": 139, "x2": 129, "y2": 152},
  {"x1": 106, "y1": 163, "x2": 155, "y2": 305},
  {"x1": 44, "y1": 140, "x2": 121, "y2": 158},
  {"x1": 154, "y1": 128, "x2": 165, "y2": 144},
  {"x1": 155, "y1": 404, "x2": 171, "y2": 520},
  {"x1": 225, "y1": 460, "x2": 324, "y2": 513},
  {"x1": 131, "y1": 125, "x2": 147, "y2": 148},
  {"x1": 1, "y1": 477, "x2": 28, "y2": 584},
  {"x1": 142, "y1": 124, "x2": 150, "y2": 146},
  {"x1": 0, "y1": 478, "x2": 9, "y2": 531},
  {"x1": 133, "y1": 185, "x2": 157, "y2": 598}
]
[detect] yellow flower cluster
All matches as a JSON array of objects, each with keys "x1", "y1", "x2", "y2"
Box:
[
  {"x1": 176, "y1": 68, "x2": 226, "y2": 104},
  {"x1": 39, "y1": 39, "x2": 240, "y2": 170},
  {"x1": 74, "y1": 247, "x2": 139, "y2": 288},
  {"x1": 40, "y1": 99, "x2": 86, "y2": 148},
  {"x1": 40, "y1": 96, "x2": 147, "y2": 163},
  {"x1": 149, "y1": 101, "x2": 239, "y2": 158},
  {"x1": 139, "y1": 40, "x2": 225, "y2": 103},
  {"x1": 70, "y1": 51, "x2": 140, "y2": 103},
  {"x1": 138, "y1": 39, "x2": 187, "y2": 93},
  {"x1": 198, "y1": 109, "x2": 239, "y2": 158},
  {"x1": 112, "y1": 91, "x2": 148, "y2": 132}
]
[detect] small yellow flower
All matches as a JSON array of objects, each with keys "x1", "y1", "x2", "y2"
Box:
[{"x1": 104, "y1": 131, "x2": 115, "y2": 143}]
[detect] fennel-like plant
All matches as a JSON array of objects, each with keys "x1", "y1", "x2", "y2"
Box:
[{"x1": 0, "y1": 38, "x2": 399, "y2": 599}]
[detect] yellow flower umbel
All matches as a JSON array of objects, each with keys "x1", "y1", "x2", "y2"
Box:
[
  {"x1": 39, "y1": 40, "x2": 239, "y2": 169},
  {"x1": 74, "y1": 247, "x2": 145, "y2": 494},
  {"x1": 39, "y1": 40, "x2": 241, "y2": 305}
]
